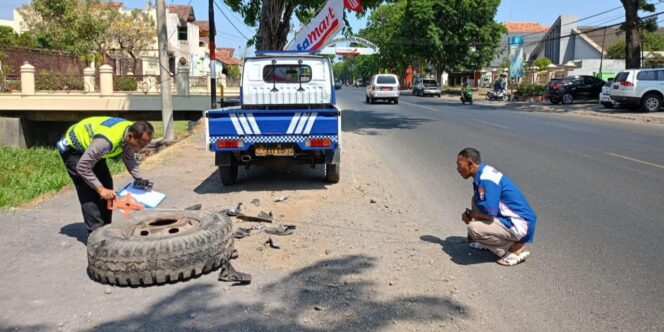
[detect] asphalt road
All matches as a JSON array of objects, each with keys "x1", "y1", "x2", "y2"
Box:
[{"x1": 337, "y1": 87, "x2": 664, "y2": 330}]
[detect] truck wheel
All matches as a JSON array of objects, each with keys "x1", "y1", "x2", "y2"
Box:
[
  {"x1": 325, "y1": 163, "x2": 340, "y2": 183},
  {"x1": 366, "y1": 95, "x2": 370, "y2": 103},
  {"x1": 219, "y1": 163, "x2": 238, "y2": 185},
  {"x1": 641, "y1": 93, "x2": 662, "y2": 112},
  {"x1": 394, "y1": 98, "x2": 399, "y2": 104},
  {"x1": 87, "y1": 210, "x2": 234, "y2": 286}
]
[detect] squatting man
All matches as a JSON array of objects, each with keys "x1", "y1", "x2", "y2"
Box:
[{"x1": 456, "y1": 147, "x2": 537, "y2": 266}]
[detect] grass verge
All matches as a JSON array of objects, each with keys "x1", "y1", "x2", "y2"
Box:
[
  {"x1": 0, "y1": 120, "x2": 193, "y2": 209},
  {"x1": 0, "y1": 147, "x2": 124, "y2": 209}
]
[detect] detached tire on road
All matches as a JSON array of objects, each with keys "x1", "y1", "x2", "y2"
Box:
[{"x1": 87, "y1": 210, "x2": 234, "y2": 286}]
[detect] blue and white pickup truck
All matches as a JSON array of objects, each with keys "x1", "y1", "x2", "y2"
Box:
[{"x1": 205, "y1": 51, "x2": 341, "y2": 185}]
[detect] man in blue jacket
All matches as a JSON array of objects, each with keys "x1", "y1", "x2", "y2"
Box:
[{"x1": 456, "y1": 147, "x2": 537, "y2": 266}]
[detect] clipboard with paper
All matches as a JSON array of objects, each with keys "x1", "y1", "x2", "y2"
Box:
[{"x1": 117, "y1": 182, "x2": 166, "y2": 208}]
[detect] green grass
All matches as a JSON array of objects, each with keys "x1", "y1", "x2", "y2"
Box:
[
  {"x1": 0, "y1": 121, "x2": 193, "y2": 209},
  {"x1": 150, "y1": 121, "x2": 191, "y2": 139},
  {"x1": 0, "y1": 147, "x2": 125, "y2": 209}
]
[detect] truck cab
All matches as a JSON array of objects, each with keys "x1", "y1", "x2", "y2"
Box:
[{"x1": 205, "y1": 51, "x2": 341, "y2": 185}]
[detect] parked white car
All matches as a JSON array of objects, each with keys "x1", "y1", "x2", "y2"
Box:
[
  {"x1": 599, "y1": 79, "x2": 616, "y2": 108},
  {"x1": 366, "y1": 74, "x2": 400, "y2": 104},
  {"x1": 610, "y1": 69, "x2": 664, "y2": 112}
]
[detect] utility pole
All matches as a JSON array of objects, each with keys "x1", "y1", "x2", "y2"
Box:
[
  {"x1": 209, "y1": 0, "x2": 217, "y2": 108},
  {"x1": 156, "y1": 0, "x2": 174, "y2": 141}
]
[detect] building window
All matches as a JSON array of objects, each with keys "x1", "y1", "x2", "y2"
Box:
[{"x1": 178, "y1": 26, "x2": 188, "y2": 41}]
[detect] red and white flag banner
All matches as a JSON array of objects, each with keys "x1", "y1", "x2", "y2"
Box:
[
  {"x1": 344, "y1": 0, "x2": 363, "y2": 13},
  {"x1": 287, "y1": 0, "x2": 344, "y2": 51}
]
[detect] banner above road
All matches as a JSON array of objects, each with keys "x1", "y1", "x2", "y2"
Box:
[
  {"x1": 286, "y1": 0, "x2": 365, "y2": 52},
  {"x1": 319, "y1": 37, "x2": 380, "y2": 56}
]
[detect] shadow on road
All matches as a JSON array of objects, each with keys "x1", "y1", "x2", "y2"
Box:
[
  {"x1": 420, "y1": 235, "x2": 495, "y2": 265},
  {"x1": 60, "y1": 222, "x2": 88, "y2": 245},
  {"x1": 87, "y1": 255, "x2": 466, "y2": 331},
  {"x1": 194, "y1": 164, "x2": 329, "y2": 194},
  {"x1": 341, "y1": 109, "x2": 429, "y2": 135}
]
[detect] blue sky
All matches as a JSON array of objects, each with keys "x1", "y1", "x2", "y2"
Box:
[{"x1": 0, "y1": 0, "x2": 644, "y2": 55}]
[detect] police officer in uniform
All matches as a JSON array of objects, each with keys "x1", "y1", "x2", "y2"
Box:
[{"x1": 57, "y1": 117, "x2": 154, "y2": 234}]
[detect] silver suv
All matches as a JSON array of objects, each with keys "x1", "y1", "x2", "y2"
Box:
[
  {"x1": 610, "y1": 69, "x2": 664, "y2": 112},
  {"x1": 412, "y1": 78, "x2": 442, "y2": 97}
]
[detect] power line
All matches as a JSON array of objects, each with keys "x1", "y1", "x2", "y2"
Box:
[
  {"x1": 213, "y1": 0, "x2": 250, "y2": 40},
  {"x1": 517, "y1": 5, "x2": 624, "y2": 38}
]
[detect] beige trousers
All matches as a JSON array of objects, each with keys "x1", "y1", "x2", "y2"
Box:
[{"x1": 467, "y1": 219, "x2": 521, "y2": 257}]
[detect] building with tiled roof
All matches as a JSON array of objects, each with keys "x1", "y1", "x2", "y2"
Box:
[
  {"x1": 216, "y1": 48, "x2": 243, "y2": 66},
  {"x1": 525, "y1": 15, "x2": 664, "y2": 78},
  {"x1": 489, "y1": 21, "x2": 549, "y2": 68},
  {"x1": 167, "y1": 5, "x2": 196, "y2": 22},
  {"x1": 504, "y1": 22, "x2": 549, "y2": 33}
]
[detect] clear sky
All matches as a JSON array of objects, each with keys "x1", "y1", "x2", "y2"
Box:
[{"x1": 0, "y1": 0, "x2": 653, "y2": 56}]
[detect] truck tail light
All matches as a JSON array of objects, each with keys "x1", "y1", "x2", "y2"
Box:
[
  {"x1": 306, "y1": 138, "x2": 332, "y2": 147},
  {"x1": 620, "y1": 81, "x2": 634, "y2": 87},
  {"x1": 216, "y1": 139, "x2": 243, "y2": 148}
]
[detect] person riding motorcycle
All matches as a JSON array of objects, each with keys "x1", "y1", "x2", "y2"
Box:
[{"x1": 461, "y1": 82, "x2": 474, "y2": 104}]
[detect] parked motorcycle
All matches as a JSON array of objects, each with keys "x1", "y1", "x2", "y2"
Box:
[
  {"x1": 486, "y1": 76, "x2": 510, "y2": 101},
  {"x1": 461, "y1": 89, "x2": 473, "y2": 105},
  {"x1": 486, "y1": 88, "x2": 510, "y2": 101}
]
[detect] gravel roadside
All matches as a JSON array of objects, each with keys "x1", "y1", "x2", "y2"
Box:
[{"x1": 0, "y1": 123, "x2": 504, "y2": 331}]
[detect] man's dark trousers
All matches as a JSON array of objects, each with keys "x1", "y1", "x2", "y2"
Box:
[{"x1": 60, "y1": 149, "x2": 113, "y2": 232}]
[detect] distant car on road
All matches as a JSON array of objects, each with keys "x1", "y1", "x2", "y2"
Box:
[
  {"x1": 611, "y1": 68, "x2": 664, "y2": 112},
  {"x1": 412, "y1": 78, "x2": 442, "y2": 97},
  {"x1": 545, "y1": 75, "x2": 605, "y2": 104},
  {"x1": 366, "y1": 74, "x2": 400, "y2": 104}
]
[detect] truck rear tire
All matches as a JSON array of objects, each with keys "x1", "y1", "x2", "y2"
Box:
[
  {"x1": 219, "y1": 163, "x2": 238, "y2": 185},
  {"x1": 325, "y1": 163, "x2": 340, "y2": 183},
  {"x1": 87, "y1": 210, "x2": 234, "y2": 286}
]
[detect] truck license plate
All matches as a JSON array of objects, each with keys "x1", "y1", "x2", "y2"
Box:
[{"x1": 255, "y1": 144, "x2": 294, "y2": 156}]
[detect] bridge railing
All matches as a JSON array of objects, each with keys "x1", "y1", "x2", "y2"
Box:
[{"x1": 5, "y1": 62, "x2": 238, "y2": 96}]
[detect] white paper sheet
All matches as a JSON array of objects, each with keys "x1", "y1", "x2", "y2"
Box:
[{"x1": 117, "y1": 183, "x2": 166, "y2": 208}]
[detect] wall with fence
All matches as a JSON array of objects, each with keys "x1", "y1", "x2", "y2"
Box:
[{"x1": 1, "y1": 61, "x2": 235, "y2": 95}]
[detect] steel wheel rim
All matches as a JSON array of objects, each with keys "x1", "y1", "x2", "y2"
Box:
[{"x1": 645, "y1": 97, "x2": 659, "y2": 111}]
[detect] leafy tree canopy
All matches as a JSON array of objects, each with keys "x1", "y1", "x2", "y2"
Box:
[
  {"x1": 222, "y1": 0, "x2": 385, "y2": 50},
  {"x1": 399, "y1": 0, "x2": 505, "y2": 75}
]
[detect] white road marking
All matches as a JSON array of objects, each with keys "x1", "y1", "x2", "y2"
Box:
[
  {"x1": 400, "y1": 100, "x2": 439, "y2": 112},
  {"x1": 472, "y1": 119, "x2": 508, "y2": 129},
  {"x1": 607, "y1": 152, "x2": 664, "y2": 170}
]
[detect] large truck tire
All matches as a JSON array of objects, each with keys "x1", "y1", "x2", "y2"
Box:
[{"x1": 87, "y1": 210, "x2": 234, "y2": 286}]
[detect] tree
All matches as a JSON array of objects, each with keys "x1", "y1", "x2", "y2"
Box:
[
  {"x1": 620, "y1": 0, "x2": 656, "y2": 69},
  {"x1": 644, "y1": 52, "x2": 664, "y2": 67},
  {"x1": 606, "y1": 31, "x2": 664, "y2": 59},
  {"x1": 400, "y1": 0, "x2": 505, "y2": 78},
  {"x1": 106, "y1": 9, "x2": 156, "y2": 74},
  {"x1": 533, "y1": 57, "x2": 552, "y2": 71},
  {"x1": 0, "y1": 26, "x2": 17, "y2": 46},
  {"x1": 18, "y1": 0, "x2": 114, "y2": 55},
  {"x1": 222, "y1": 0, "x2": 385, "y2": 50},
  {"x1": 358, "y1": 0, "x2": 410, "y2": 79},
  {"x1": 228, "y1": 65, "x2": 241, "y2": 80}
]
